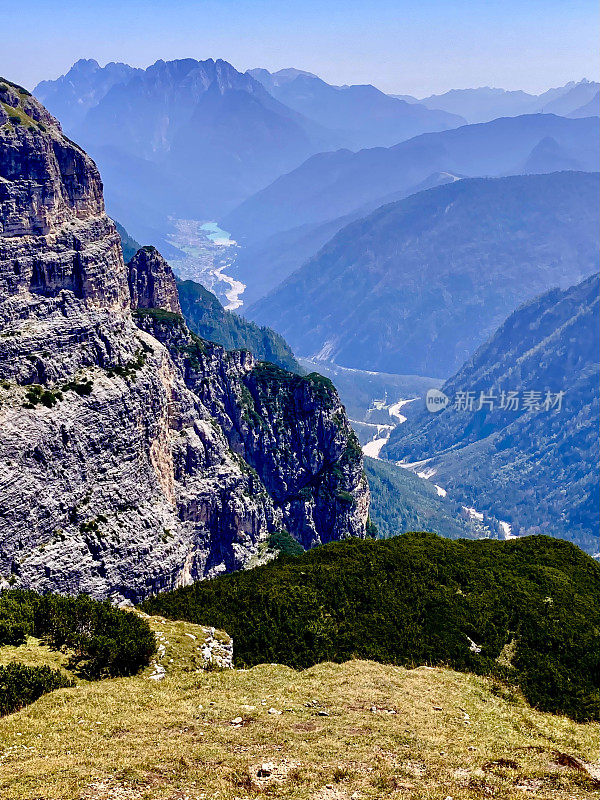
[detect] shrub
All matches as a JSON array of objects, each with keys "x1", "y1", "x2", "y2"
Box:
[
  {"x1": 336, "y1": 490, "x2": 356, "y2": 506},
  {"x1": 23, "y1": 384, "x2": 62, "y2": 408},
  {"x1": 105, "y1": 349, "x2": 147, "y2": 379},
  {"x1": 62, "y1": 378, "x2": 93, "y2": 396},
  {"x1": 32, "y1": 593, "x2": 157, "y2": 679},
  {"x1": 0, "y1": 663, "x2": 73, "y2": 717},
  {"x1": 0, "y1": 591, "x2": 156, "y2": 680},
  {"x1": 0, "y1": 596, "x2": 34, "y2": 645},
  {"x1": 268, "y1": 530, "x2": 304, "y2": 557}
]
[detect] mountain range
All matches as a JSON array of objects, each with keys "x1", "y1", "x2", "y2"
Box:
[
  {"x1": 401, "y1": 79, "x2": 599, "y2": 123},
  {"x1": 224, "y1": 114, "x2": 599, "y2": 246},
  {"x1": 249, "y1": 67, "x2": 466, "y2": 148},
  {"x1": 35, "y1": 61, "x2": 597, "y2": 266},
  {"x1": 248, "y1": 171, "x2": 600, "y2": 377},
  {"x1": 383, "y1": 273, "x2": 600, "y2": 553},
  {"x1": 35, "y1": 58, "x2": 333, "y2": 244},
  {"x1": 24, "y1": 61, "x2": 600, "y2": 563},
  {"x1": 33, "y1": 58, "x2": 470, "y2": 248},
  {"x1": 231, "y1": 170, "x2": 462, "y2": 306}
]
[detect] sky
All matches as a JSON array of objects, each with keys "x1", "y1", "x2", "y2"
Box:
[{"x1": 1, "y1": 0, "x2": 598, "y2": 96}]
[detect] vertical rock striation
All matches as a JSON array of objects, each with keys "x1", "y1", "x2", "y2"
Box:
[
  {"x1": 133, "y1": 307, "x2": 369, "y2": 550},
  {"x1": 0, "y1": 80, "x2": 368, "y2": 601},
  {"x1": 127, "y1": 246, "x2": 181, "y2": 315}
]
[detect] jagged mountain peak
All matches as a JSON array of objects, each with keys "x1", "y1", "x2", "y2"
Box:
[
  {"x1": 34, "y1": 59, "x2": 143, "y2": 131},
  {"x1": 140, "y1": 56, "x2": 259, "y2": 94},
  {"x1": 70, "y1": 58, "x2": 102, "y2": 73}
]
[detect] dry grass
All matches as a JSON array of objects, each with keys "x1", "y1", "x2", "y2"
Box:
[
  {"x1": 0, "y1": 615, "x2": 598, "y2": 800},
  {"x1": 0, "y1": 636, "x2": 73, "y2": 674}
]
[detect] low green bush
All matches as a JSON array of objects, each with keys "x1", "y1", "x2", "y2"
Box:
[
  {"x1": 62, "y1": 378, "x2": 93, "y2": 396},
  {"x1": 0, "y1": 595, "x2": 34, "y2": 646},
  {"x1": 0, "y1": 591, "x2": 156, "y2": 682},
  {"x1": 23, "y1": 384, "x2": 62, "y2": 408},
  {"x1": 268, "y1": 530, "x2": 304, "y2": 557},
  {"x1": 0, "y1": 663, "x2": 73, "y2": 717},
  {"x1": 143, "y1": 532, "x2": 600, "y2": 722}
]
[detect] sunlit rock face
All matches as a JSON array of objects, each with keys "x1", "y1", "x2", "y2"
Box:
[{"x1": 0, "y1": 81, "x2": 368, "y2": 601}]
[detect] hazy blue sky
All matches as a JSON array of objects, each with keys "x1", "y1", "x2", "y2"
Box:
[{"x1": 1, "y1": 0, "x2": 597, "y2": 95}]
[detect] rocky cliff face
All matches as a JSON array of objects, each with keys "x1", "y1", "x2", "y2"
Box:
[
  {"x1": 134, "y1": 308, "x2": 369, "y2": 549},
  {"x1": 0, "y1": 82, "x2": 368, "y2": 601},
  {"x1": 127, "y1": 246, "x2": 181, "y2": 314}
]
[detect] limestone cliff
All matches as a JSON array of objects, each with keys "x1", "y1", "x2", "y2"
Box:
[
  {"x1": 127, "y1": 246, "x2": 181, "y2": 315},
  {"x1": 133, "y1": 306, "x2": 369, "y2": 549},
  {"x1": 0, "y1": 80, "x2": 368, "y2": 601}
]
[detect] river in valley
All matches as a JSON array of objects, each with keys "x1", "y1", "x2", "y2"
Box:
[{"x1": 167, "y1": 219, "x2": 246, "y2": 310}]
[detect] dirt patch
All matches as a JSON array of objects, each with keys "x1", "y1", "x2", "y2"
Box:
[
  {"x1": 482, "y1": 758, "x2": 520, "y2": 771},
  {"x1": 312, "y1": 786, "x2": 353, "y2": 800},
  {"x1": 554, "y1": 751, "x2": 600, "y2": 786},
  {"x1": 293, "y1": 721, "x2": 319, "y2": 731},
  {"x1": 81, "y1": 780, "x2": 148, "y2": 800},
  {"x1": 246, "y1": 759, "x2": 302, "y2": 791}
]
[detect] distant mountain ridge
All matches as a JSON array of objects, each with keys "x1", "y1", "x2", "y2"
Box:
[
  {"x1": 383, "y1": 273, "x2": 600, "y2": 553},
  {"x1": 248, "y1": 171, "x2": 600, "y2": 377},
  {"x1": 34, "y1": 58, "x2": 469, "y2": 249},
  {"x1": 231, "y1": 170, "x2": 462, "y2": 307},
  {"x1": 568, "y1": 90, "x2": 600, "y2": 118},
  {"x1": 223, "y1": 113, "x2": 599, "y2": 244},
  {"x1": 407, "y1": 79, "x2": 600, "y2": 123},
  {"x1": 249, "y1": 68, "x2": 466, "y2": 148},
  {"x1": 35, "y1": 58, "x2": 143, "y2": 130},
  {"x1": 35, "y1": 58, "x2": 336, "y2": 245}
]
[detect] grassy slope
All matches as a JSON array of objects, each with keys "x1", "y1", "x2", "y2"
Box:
[{"x1": 0, "y1": 615, "x2": 598, "y2": 799}]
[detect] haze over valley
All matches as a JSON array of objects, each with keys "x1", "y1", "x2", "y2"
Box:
[
  {"x1": 29, "y1": 55, "x2": 600, "y2": 554},
  {"x1": 0, "y1": 5, "x2": 598, "y2": 793}
]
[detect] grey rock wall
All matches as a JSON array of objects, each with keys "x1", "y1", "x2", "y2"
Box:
[{"x1": 0, "y1": 82, "x2": 368, "y2": 602}]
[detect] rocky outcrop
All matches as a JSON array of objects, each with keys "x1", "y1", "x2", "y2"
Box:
[
  {"x1": 128, "y1": 246, "x2": 181, "y2": 315},
  {"x1": 134, "y1": 306, "x2": 369, "y2": 549},
  {"x1": 0, "y1": 83, "x2": 368, "y2": 601},
  {"x1": 0, "y1": 78, "x2": 127, "y2": 308}
]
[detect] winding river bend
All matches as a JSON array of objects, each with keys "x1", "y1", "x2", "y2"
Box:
[{"x1": 167, "y1": 219, "x2": 246, "y2": 310}]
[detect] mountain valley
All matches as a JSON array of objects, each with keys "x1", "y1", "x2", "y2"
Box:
[
  {"x1": 383, "y1": 274, "x2": 600, "y2": 553},
  {"x1": 0, "y1": 14, "x2": 598, "y2": 794},
  {"x1": 249, "y1": 171, "x2": 599, "y2": 377}
]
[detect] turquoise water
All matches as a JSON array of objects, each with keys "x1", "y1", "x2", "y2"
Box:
[{"x1": 200, "y1": 221, "x2": 234, "y2": 244}]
